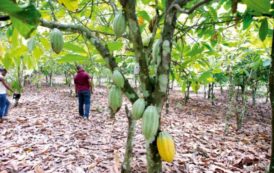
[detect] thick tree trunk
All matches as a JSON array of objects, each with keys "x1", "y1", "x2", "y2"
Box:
[
  {"x1": 268, "y1": 30, "x2": 274, "y2": 172},
  {"x1": 121, "y1": 106, "x2": 136, "y2": 173}
]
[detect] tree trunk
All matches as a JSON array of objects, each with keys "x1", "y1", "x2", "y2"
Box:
[
  {"x1": 268, "y1": 29, "x2": 274, "y2": 172},
  {"x1": 208, "y1": 83, "x2": 211, "y2": 99},
  {"x1": 266, "y1": 86, "x2": 270, "y2": 103},
  {"x1": 252, "y1": 81, "x2": 257, "y2": 106},
  {"x1": 211, "y1": 83, "x2": 215, "y2": 105},
  {"x1": 224, "y1": 74, "x2": 235, "y2": 134},
  {"x1": 121, "y1": 105, "x2": 136, "y2": 173},
  {"x1": 236, "y1": 86, "x2": 240, "y2": 101},
  {"x1": 204, "y1": 85, "x2": 207, "y2": 99},
  {"x1": 185, "y1": 81, "x2": 191, "y2": 104},
  {"x1": 49, "y1": 72, "x2": 53, "y2": 87},
  {"x1": 220, "y1": 85, "x2": 223, "y2": 95},
  {"x1": 146, "y1": 140, "x2": 162, "y2": 173},
  {"x1": 241, "y1": 84, "x2": 245, "y2": 104}
]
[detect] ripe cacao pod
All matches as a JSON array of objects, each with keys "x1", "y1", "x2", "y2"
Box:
[
  {"x1": 142, "y1": 105, "x2": 159, "y2": 142},
  {"x1": 132, "y1": 98, "x2": 145, "y2": 120},
  {"x1": 50, "y1": 28, "x2": 64, "y2": 54},
  {"x1": 113, "y1": 12, "x2": 126, "y2": 37},
  {"x1": 108, "y1": 85, "x2": 122, "y2": 114},
  {"x1": 157, "y1": 131, "x2": 176, "y2": 162},
  {"x1": 152, "y1": 39, "x2": 161, "y2": 64},
  {"x1": 112, "y1": 70, "x2": 124, "y2": 88}
]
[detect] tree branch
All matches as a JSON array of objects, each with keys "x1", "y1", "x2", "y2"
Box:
[
  {"x1": 40, "y1": 19, "x2": 138, "y2": 103},
  {"x1": 119, "y1": 0, "x2": 152, "y2": 99},
  {"x1": 171, "y1": 0, "x2": 213, "y2": 14}
]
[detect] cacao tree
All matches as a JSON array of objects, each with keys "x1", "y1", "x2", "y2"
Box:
[{"x1": 0, "y1": 0, "x2": 273, "y2": 172}]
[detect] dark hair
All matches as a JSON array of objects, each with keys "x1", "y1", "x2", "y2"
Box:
[
  {"x1": 0, "y1": 68, "x2": 7, "y2": 72},
  {"x1": 76, "y1": 65, "x2": 82, "y2": 70}
]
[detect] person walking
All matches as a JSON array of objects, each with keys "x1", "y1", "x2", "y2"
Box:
[
  {"x1": 74, "y1": 66, "x2": 94, "y2": 119},
  {"x1": 0, "y1": 68, "x2": 14, "y2": 123}
]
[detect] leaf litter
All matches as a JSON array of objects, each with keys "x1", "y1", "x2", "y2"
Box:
[{"x1": 0, "y1": 86, "x2": 271, "y2": 173}]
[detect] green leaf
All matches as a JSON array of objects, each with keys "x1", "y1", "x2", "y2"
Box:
[
  {"x1": 58, "y1": 54, "x2": 88, "y2": 63},
  {"x1": 242, "y1": 13, "x2": 253, "y2": 30},
  {"x1": 141, "y1": 0, "x2": 150, "y2": 4},
  {"x1": 107, "y1": 41, "x2": 123, "y2": 51},
  {"x1": 0, "y1": 2, "x2": 41, "y2": 38},
  {"x1": 242, "y1": 0, "x2": 271, "y2": 14},
  {"x1": 138, "y1": 11, "x2": 151, "y2": 21},
  {"x1": 259, "y1": 18, "x2": 268, "y2": 41},
  {"x1": 11, "y1": 17, "x2": 36, "y2": 39},
  {"x1": 63, "y1": 42, "x2": 86, "y2": 53},
  {"x1": 0, "y1": 0, "x2": 21, "y2": 13}
]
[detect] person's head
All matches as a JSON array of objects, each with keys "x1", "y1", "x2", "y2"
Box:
[
  {"x1": 76, "y1": 65, "x2": 83, "y2": 71},
  {"x1": 0, "y1": 68, "x2": 7, "y2": 76}
]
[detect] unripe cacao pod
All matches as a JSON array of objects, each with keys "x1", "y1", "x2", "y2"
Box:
[
  {"x1": 159, "y1": 74, "x2": 168, "y2": 93},
  {"x1": 50, "y1": 28, "x2": 64, "y2": 54},
  {"x1": 152, "y1": 39, "x2": 161, "y2": 64},
  {"x1": 157, "y1": 131, "x2": 176, "y2": 163},
  {"x1": 113, "y1": 12, "x2": 126, "y2": 37},
  {"x1": 132, "y1": 98, "x2": 145, "y2": 120},
  {"x1": 108, "y1": 85, "x2": 122, "y2": 114},
  {"x1": 112, "y1": 70, "x2": 124, "y2": 88},
  {"x1": 142, "y1": 105, "x2": 159, "y2": 142}
]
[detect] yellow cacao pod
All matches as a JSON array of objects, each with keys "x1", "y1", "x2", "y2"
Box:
[
  {"x1": 132, "y1": 98, "x2": 145, "y2": 120},
  {"x1": 50, "y1": 28, "x2": 64, "y2": 54},
  {"x1": 142, "y1": 105, "x2": 159, "y2": 142},
  {"x1": 157, "y1": 131, "x2": 176, "y2": 163},
  {"x1": 108, "y1": 85, "x2": 122, "y2": 114},
  {"x1": 112, "y1": 70, "x2": 124, "y2": 88},
  {"x1": 113, "y1": 12, "x2": 126, "y2": 37}
]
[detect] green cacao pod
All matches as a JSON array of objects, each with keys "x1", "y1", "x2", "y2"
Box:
[
  {"x1": 142, "y1": 105, "x2": 159, "y2": 142},
  {"x1": 50, "y1": 28, "x2": 64, "y2": 54},
  {"x1": 152, "y1": 39, "x2": 161, "y2": 64},
  {"x1": 112, "y1": 70, "x2": 124, "y2": 88},
  {"x1": 159, "y1": 74, "x2": 168, "y2": 93},
  {"x1": 113, "y1": 12, "x2": 126, "y2": 37},
  {"x1": 157, "y1": 131, "x2": 176, "y2": 162},
  {"x1": 242, "y1": 0, "x2": 270, "y2": 14},
  {"x1": 132, "y1": 98, "x2": 146, "y2": 120},
  {"x1": 108, "y1": 85, "x2": 122, "y2": 114}
]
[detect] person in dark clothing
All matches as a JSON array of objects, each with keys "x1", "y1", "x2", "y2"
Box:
[
  {"x1": 0, "y1": 68, "x2": 14, "y2": 123},
  {"x1": 74, "y1": 66, "x2": 94, "y2": 119}
]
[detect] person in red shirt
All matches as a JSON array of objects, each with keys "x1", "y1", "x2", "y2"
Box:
[{"x1": 74, "y1": 66, "x2": 94, "y2": 119}]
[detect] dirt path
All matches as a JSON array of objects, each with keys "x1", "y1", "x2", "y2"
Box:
[{"x1": 0, "y1": 86, "x2": 271, "y2": 173}]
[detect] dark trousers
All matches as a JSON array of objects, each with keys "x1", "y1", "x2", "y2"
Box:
[
  {"x1": 78, "y1": 90, "x2": 91, "y2": 118},
  {"x1": 0, "y1": 94, "x2": 10, "y2": 118}
]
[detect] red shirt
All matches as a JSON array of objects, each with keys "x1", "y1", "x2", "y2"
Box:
[{"x1": 74, "y1": 69, "x2": 92, "y2": 92}]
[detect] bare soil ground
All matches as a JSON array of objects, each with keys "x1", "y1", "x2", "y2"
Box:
[{"x1": 0, "y1": 86, "x2": 271, "y2": 173}]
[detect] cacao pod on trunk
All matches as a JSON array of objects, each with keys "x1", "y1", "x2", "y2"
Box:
[
  {"x1": 157, "y1": 131, "x2": 176, "y2": 162},
  {"x1": 142, "y1": 105, "x2": 159, "y2": 142},
  {"x1": 132, "y1": 98, "x2": 145, "y2": 120}
]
